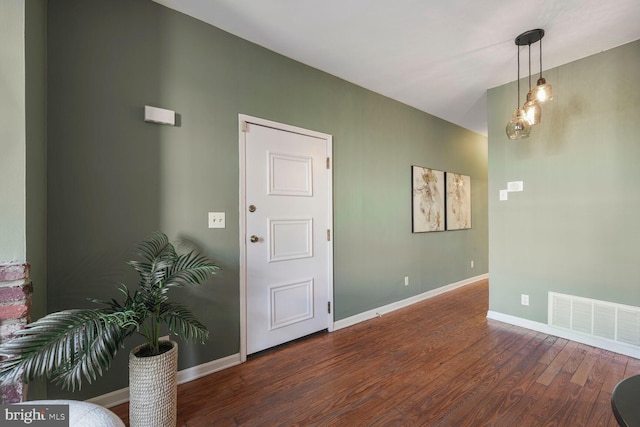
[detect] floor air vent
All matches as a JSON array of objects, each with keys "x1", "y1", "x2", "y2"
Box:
[{"x1": 549, "y1": 292, "x2": 640, "y2": 347}]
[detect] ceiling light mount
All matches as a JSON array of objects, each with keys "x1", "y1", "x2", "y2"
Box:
[{"x1": 515, "y1": 29, "x2": 544, "y2": 46}]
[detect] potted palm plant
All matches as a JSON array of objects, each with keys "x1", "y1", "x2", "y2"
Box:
[{"x1": 0, "y1": 232, "x2": 219, "y2": 426}]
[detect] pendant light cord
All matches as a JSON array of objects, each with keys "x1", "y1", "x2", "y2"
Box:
[
  {"x1": 528, "y1": 44, "x2": 532, "y2": 91},
  {"x1": 517, "y1": 46, "x2": 521, "y2": 106},
  {"x1": 539, "y1": 38, "x2": 543, "y2": 79}
]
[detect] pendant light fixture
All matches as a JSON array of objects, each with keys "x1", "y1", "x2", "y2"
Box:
[
  {"x1": 531, "y1": 30, "x2": 553, "y2": 103},
  {"x1": 523, "y1": 42, "x2": 542, "y2": 125},
  {"x1": 505, "y1": 43, "x2": 530, "y2": 140},
  {"x1": 506, "y1": 29, "x2": 552, "y2": 139}
]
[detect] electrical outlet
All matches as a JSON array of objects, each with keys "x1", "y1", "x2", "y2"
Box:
[
  {"x1": 404, "y1": 276, "x2": 409, "y2": 286},
  {"x1": 471, "y1": 260, "x2": 474, "y2": 268},
  {"x1": 208, "y1": 212, "x2": 225, "y2": 228},
  {"x1": 521, "y1": 294, "x2": 529, "y2": 306}
]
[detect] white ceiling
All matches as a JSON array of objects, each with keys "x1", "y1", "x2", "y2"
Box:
[{"x1": 153, "y1": 0, "x2": 640, "y2": 135}]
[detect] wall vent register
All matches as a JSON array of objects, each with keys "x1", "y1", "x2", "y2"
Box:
[{"x1": 549, "y1": 292, "x2": 640, "y2": 347}]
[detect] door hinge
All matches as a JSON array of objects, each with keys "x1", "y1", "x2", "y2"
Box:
[
  {"x1": 326, "y1": 157, "x2": 330, "y2": 169},
  {"x1": 242, "y1": 121, "x2": 250, "y2": 132},
  {"x1": 327, "y1": 229, "x2": 331, "y2": 241},
  {"x1": 328, "y1": 301, "x2": 331, "y2": 314}
]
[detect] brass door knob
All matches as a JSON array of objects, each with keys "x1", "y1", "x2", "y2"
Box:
[{"x1": 250, "y1": 235, "x2": 259, "y2": 243}]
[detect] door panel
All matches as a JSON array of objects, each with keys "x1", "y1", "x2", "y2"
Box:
[
  {"x1": 268, "y1": 153, "x2": 313, "y2": 196},
  {"x1": 268, "y1": 218, "x2": 313, "y2": 262},
  {"x1": 244, "y1": 122, "x2": 331, "y2": 355},
  {"x1": 269, "y1": 279, "x2": 314, "y2": 330}
]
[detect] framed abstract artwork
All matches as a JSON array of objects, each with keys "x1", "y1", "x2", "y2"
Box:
[
  {"x1": 412, "y1": 166, "x2": 445, "y2": 232},
  {"x1": 446, "y1": 172, "x2": 471, "y2": 230}
]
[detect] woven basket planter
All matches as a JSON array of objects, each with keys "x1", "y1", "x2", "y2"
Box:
[{"x1": 129, "y1": 341, "x2": 178, "y2": 427}]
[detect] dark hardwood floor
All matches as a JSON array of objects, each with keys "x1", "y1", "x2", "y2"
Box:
[{"x1": 111, "y1": 280, "x2": 640, "y2": 426}]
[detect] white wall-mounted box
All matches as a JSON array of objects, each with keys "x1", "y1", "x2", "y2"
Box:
[
  {"x1": 144, "y1": 105, "x2": 175, "y2": 125},
  {"x1": 507, "y1": 181, "x2": 524, "y2": 192}
]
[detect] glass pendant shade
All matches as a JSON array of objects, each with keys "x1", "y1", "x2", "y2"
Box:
[
  {"x1": 533, "y1": 77, "x2": 553, "y2": 103},
  {"x1": 523, "y1": 91, "x2": 542, "y2": 125},
  {"x1": 505, "y1": 108, "x2": 531, "y2": 140}
]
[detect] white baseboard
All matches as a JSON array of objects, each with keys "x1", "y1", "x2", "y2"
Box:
[
  {"x1": 333, "y1": 274, "x2": 489, "y2": 331},
  {"x1": 88, "y1": 353, "x2": 242, "y2": 408},
  {"x1": 486, "y1": 310, "x2": 640, "y2": 359}
]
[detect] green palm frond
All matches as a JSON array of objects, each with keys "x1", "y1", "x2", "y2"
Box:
[
  {"x1": 0, "y1": 309, "x2": 138, "y2": 391},
  {"x1": 164, "y1": 251, "x2": 219, "y2": 288},
  {"x1": 128, "y1": 232, "x2": 176, "y2": 288},
  {"x1": 88, "y1": 285, "x2": 132, "y2": 311},
  {"x1": 133, "y1": 231, "x2": 173, "y2": 263},
  {"x1": 160, "y1": 302, "x2": 209, "y2": 343}
]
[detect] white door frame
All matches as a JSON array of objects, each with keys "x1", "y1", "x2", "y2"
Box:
[{"x1": 238, "y1": 114, "x2": 334, "y2": 362}]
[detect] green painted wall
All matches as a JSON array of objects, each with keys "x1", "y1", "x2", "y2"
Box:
[
  {"x1": 488, "y1": 40, "x2": 640, "y2": 322},
  {"x1": 25, "y1": 0, "x2": 47, "y2": 323},
  {"x1": 47, "y1": 0, "x2": 487, "y2": 399},
  {"x1": 24, "y1": 0, "x2": 48, "y2": 401},
  {"x1": 0, "y1": 0, "x2": 26, "y2": 264},
  {"x1": 0, "y1": 0, "x2": 47, "y2": 400},
  {"x1": 0, "y1": 0, "x2": 47, "y2": 319}
]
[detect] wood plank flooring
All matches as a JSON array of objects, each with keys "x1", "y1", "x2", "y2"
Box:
[{"x1": 111, "y1": 280, "x2": 640, "y2": 426}]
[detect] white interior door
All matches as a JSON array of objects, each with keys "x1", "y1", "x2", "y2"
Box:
[{"x1": 240, "y1": 116, "x2": 333, "y2": 356}]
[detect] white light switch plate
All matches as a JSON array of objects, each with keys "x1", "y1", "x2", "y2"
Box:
[
  {"x1": 499, "y1": 190, "x2": 508, "y2": 201},
  {"x1": 208, "y1": 212, "x2": 225, "y2": 228}
]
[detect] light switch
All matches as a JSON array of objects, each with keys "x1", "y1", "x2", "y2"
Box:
[
  {"x1": 208, "y1": 212, "x2": 225, "y2": 229},
  {"x1": 499, "y1": 190, "x2": 508, "y2": 201}
]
